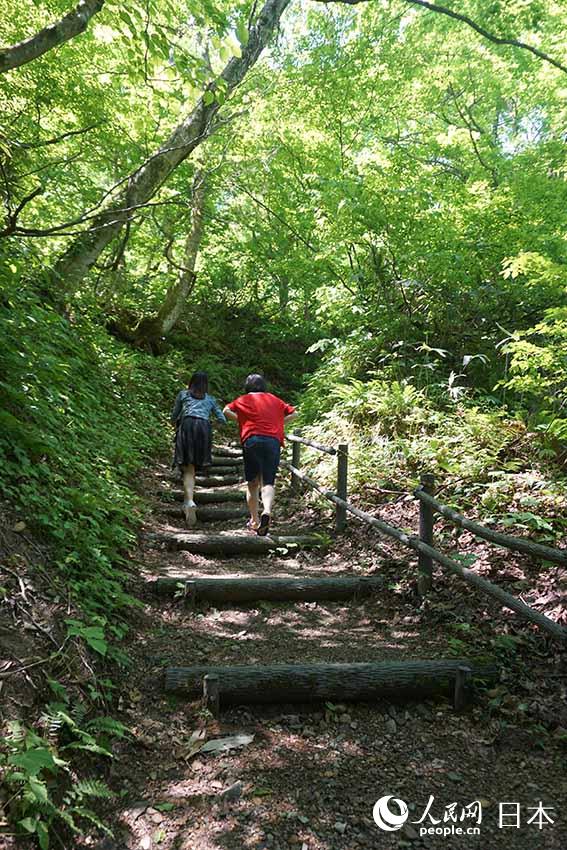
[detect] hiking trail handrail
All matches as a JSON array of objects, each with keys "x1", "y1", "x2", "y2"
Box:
[
  {"x1": 284, "y1": 459, "x2": 567, "y2": 644},
  {"x1": 414, "y1": 481, "x2": 567, "y2": 567},
  {"x1": 289, "y1": 430, "x2": 348, "y2": 532},
  {"x1": 288, "y1": 433, "x2": 337, "y2": 455}
]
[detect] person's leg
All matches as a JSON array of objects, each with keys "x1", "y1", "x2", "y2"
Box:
[
  {"x1": 260, "y1": 483, "x2": 275, "y2": 515},
  {"x1": 182, "y1": 464, "x2": 197, "y2": 526},
  {"x1": 246, "y1": 477, "x2": 261, "y2": 529},
  {"x1": 257, "y1": 438, "x2": 280, "y2": 536},
  {"x1": 243, "y1": 438, "x2": 261, "y2": 529},
  {"x1": 183, "y1": 464, "x2": 195, "y2": 502}
]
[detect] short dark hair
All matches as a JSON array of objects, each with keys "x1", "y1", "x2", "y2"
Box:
[
  {"x1": 245, "y1": 373, "x2": 267, "y2": 393},
  {"x1": 188, "y1": 371, "x2": 208, "y2": 399}
]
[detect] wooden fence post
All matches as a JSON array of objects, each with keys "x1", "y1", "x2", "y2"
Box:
[
  {"x1": 335, "y1": 443, "x2": 348, "y2": 533},
  {"x1": 203, "y1": 673, "x2": 220, "y2": 718},
  {"x1": 418, "y1": 473, "x2": 435, "y2": 597},
  {"x1": 291, "y1": 431, "x2": 301, "y2": 494}
]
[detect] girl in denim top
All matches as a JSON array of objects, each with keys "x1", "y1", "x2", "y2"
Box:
[{"x1": 171, "y1": 371, "x2": 226, "y2": 525}]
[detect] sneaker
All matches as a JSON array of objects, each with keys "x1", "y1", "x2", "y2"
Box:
[
  {"x1": 183, "y1": 500, "x2": 197, "y2": 527},
  {"x1": 257, "y1": 514, "x2": 271, "y2": 536}
]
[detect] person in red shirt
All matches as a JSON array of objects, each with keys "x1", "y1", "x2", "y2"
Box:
[{"x1": 224, "y1": 374, "x2": 297, "y2": 536}]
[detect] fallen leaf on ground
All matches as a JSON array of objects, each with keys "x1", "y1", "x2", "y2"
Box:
[
  {"x1": 200, "y1": 734, "x2": 254, "y2": 754},
  {"x1": 183, "y1": 728, "x2": 207, "y2": 760}
]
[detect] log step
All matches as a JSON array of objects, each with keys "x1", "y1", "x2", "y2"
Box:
[
  {"x1": 210, "y1": 456, "x2": 242, "y2": 467},
  {"x1": 147, "y1": 530, "x2": 322, "y2": 555},
  {"x1": 152, "y1": 575, "x2": 384, "y2": 601},
  {"x1": 164, "y1": 506, "x2": 248, "y2": 522},
  {"x1": 201, "y1": 465, "x2": 242, "y2": 476},
  {"x1": 164, "y1": 660, "x2": 497, "y2": 705},
  {"x1": 196, "y1": 475, "x2": 242, "y2": 487},
  {"x1": 213, "y1": 446, "x2": 243, "y2": 458},
  {"x1": 161, "y1": 488, "x2": 246, "y2": 504}
]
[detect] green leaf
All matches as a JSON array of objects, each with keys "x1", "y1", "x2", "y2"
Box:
[
  {"x1": 37, "y1": 821, "x2": 50, "y2": 850},
  {"x1": 19, "y1": 817, "x2": 38, "y2": 833},
  {"x1": 9, "y1": 748, "x2": 56, "y2": 776},
  {"x1": 29, "y1": 777, "x2": 50, "y2": 804},
  {"x1": 203, "y1": 90, "x2": 215, "y2": 106}
]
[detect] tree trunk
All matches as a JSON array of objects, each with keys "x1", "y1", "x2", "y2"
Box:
[
  {"x1": 153, "y1": 575, "x2": 384, "y2": 601},
  {"x1": 164, "y1": 660, "x2": 498, "y2": 703},
  {"x1": 134, "y1": 170, "x2": 207, "y2": 342},
  {"x1": 51, "y1": 0, "x2": 292, "y2": 296},
  {"x1": 0, "y1": 0, "x2": 105, "y2": 74}
]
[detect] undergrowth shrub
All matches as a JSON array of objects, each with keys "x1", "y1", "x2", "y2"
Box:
[
  {"x1": 297, "y1": 357, "x2": 566, "y2": 537},
  {"x1": 0, "y1": 279, "x2": 182, "y2": 636}
]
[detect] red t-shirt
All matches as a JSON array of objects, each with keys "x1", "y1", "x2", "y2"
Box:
[{"x1": 227, "y1": 392, "x2": 295, "y2": 446}]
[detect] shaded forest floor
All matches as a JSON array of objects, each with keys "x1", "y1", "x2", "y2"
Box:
[{"x1": 79, "y1": 456, "x2": 566, "y2": 850}]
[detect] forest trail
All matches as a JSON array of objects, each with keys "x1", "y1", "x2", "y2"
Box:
[{"x1": 96, "y1": 448, "x2": 565, "y2": 850}]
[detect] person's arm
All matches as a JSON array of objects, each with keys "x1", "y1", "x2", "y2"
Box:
[
  {"x1": 223, "y1": 404, "x2": 239, "y2": 422},
  {"x1": 211, "y1": 396, "x2": 227, "y2": 424},
  {"x1": 282, "y1": 399, "x2": 297, "y2": 426},
  {"x1": 170, "y1": 391, "x2": 183, "y2": 424}
]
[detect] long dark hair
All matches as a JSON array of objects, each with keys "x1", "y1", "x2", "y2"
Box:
[
  {"x1": 245, "y1": 373, "x2": 267, "y2": 393},
  {"x1": 188, "y1": 371, "x2": 208, "y2": 399}
]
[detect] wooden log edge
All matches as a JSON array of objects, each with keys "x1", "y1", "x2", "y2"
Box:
[
  {"x1": 165, "y1": 660, "x2": 497, "y2": 704},
  {"x1": 150, "y1": 575, "x2": 384, "y2": 601}
]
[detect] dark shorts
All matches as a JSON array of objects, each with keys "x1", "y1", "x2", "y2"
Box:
[{"x1": 243, "y1": 435, "x2": 281, "y2": 486}]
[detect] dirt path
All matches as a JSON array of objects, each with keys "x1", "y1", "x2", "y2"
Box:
[{"x1": 91, "y1": 452, "x2": 566, "y2": 850}]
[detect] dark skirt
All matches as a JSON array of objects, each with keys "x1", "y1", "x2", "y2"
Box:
[{"x1": 173, "y1": 416, "x2": 212, "y2": 470}]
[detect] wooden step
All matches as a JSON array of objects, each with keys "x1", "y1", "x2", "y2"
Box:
[
  {"x1": 164, "y1": 660, "x2": 498, "y2": 706},
  {"x1": 195, "y1": 475, "x2": 242, "y2": 487},
  {"x1": 164, "y1": 506, "x2": 248, "y2": 523},
  {"x1": 152, "y1": 575, "x2": 383, "y2": 601},
  {"x1": 200, "y1": 465, "x2": 241, "y2": 476},
  {"x1": 147, "y1": 530, "x2": 322, "y2": 555},
  {"x1": 162, "y1": 488, "x2": 246, "y2": 504},
  {"x1": 214, "y1": 446, "x2": 243, "y2": 458},
  {"x1": 210, "y1": 456, "x2": 242, "y2": 467}
]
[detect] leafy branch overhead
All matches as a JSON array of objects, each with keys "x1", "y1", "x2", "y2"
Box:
[
  {"x1": 314, "y1": 0, "x2": 567, "y2": 74},
  {"x1": 0, "y1": 0, "x2": 105, "y2": 73}
]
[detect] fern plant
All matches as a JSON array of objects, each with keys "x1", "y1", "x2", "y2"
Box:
[{"x1": 1, "y1": 706, "x2": 120, "y2": 849}]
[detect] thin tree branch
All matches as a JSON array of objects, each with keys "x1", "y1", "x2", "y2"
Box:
[
  {"x1": 1, "y1": 185, "x2": 43, "y2": 235},
  {"x1": 16, "y1": 123, "x2": 102, "y2": 149},
  {"x1": 0, "y1": 0, "x2": 105, "y2": 74},
  {"x1": 312, "y1": 0, "x2": 567, "y2": 75},
  {"x1": 0, "y1": 196, "x2": 186, "y2": 238}
]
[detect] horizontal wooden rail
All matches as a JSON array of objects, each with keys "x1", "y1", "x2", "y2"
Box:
[
  {"x1": 415, "y1": 486, "x2": 567, "y2": 566},
  {"x1": 284, "y1": 462, "x2": 567, "y2": 644},
  {"x1": 288, "y1": 434, "x2": 337, "y2": 455}
]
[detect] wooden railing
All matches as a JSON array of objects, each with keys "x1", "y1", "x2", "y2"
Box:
[
  {"x1": 288, "y1": 431, "x2": 348, "y2": 533},
  {"x1": 285, "y1": 436, "x2": 567, "y2": 645}
]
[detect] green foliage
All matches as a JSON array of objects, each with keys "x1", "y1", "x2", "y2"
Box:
[
  {"x1": 0, "y1": 271, "x2": 179, "y2": 630},
  {"x1": 501, "y1": 305, "x2": 567, "y2": 442},
  {"x1": 1, "y1": 1, "x2": 567, "y2": 840},
  {"x1": 1, "y1": 711, "x2": 120, "y2": 848},
  {"x1": 297, "y1": 357, "x2": 566, "y2": 540}
]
